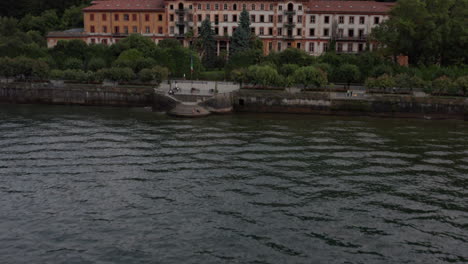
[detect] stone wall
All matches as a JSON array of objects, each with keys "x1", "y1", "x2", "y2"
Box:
[
  {"x1": 0, "y1": 82, "x2": 154, "y2": 107},
  {"x1": 234, "y1": 90, "x2": 468, "y2": 120}
]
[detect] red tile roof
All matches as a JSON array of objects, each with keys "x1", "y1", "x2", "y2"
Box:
[
  {"x1": 83, "y1": 0, "x2": 165, "y2": 12},
  {"x1": 306, "y1": 1, "x2": 395, "y2": 14}
]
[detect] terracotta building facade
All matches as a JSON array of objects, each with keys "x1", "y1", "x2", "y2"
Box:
[{"x1": 47, "y1": 0, "x2": 395, "y2": 56}]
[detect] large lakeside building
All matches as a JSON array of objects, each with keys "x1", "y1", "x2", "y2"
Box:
[{"x1": 47, "y1": 0, "x2": 395, "y2": 56}]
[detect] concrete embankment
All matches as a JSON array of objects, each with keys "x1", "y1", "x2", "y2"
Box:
[
  {"x1": 233, "y1": 90, "x2": 468, "y2": 120},
  {"x1": 0, "y1": 82, "x2": 154, "y2": 107}
]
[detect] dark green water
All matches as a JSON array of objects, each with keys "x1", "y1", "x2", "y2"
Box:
[{"x1": 0, "y1": 104, "x2": 467, "y2": 264}]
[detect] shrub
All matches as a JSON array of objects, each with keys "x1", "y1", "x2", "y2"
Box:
[
  {"x1": 291, "y1": 66, "x2": 328, "y2": 89},
  {"x1": 454, "y1": 76, "x2": 468, "y2": 96},
  {"x1": 365, "y1": 74, "x2": 396, "y2": 91},
  {"x1": 63, "y1": 58, "x2": 83, "y2": 70},
  {"x1": 333, "y1": 64, "x2": 360, "y2": 86},
  {"x1": 62, "y1": 69, "x2": 87, "y2": 81},
  {"x1": 49, "y1": 69, "x2": 64, "y2": 80},
  {"x1": 370, "y1": 64, "x2": 393, "y2": 78},
  {"x1": 432, "y1": 76, "x2": 455, "y2": 95},
  {"x1": 87, "y1": 57, "x2": 106, "y2": 71},
  {"x1": 138, "y1": 66, "x2": 169, "y2": 84},
  {"x1": 97, "y1": 67, "x2": 135, "y2": 82},
  {"x1": 394, "y1": 73, "x2": 427, "y2": 91},
  {"x1": 279, "y1": 64, "x2": 299, "y2": 77},
  {"x1": 199, "y1": 71, "x2": 225, "y2": 81}
]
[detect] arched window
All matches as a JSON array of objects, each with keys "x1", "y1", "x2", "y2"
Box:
[
  {"x1": 288, "y1": 3, "x2": 294, "y2": 11},
  {"x1": 178, "y1": 3, "x2": 183, "y2": 9},
  {"x1": 233, "y1": 4, "x2": 237, "y2": 10}
]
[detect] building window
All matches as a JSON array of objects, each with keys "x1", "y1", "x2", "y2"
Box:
[
  {"x1": 124, "y1": 26, "x2": 128, "y2": 34},
  {"x1": 324, "y1": 43, "x2": 329, "y2": 51},
  {"x1": 261, "y1": 4, "x2": 264, "y2": 10},
  {"x1": 251, "y1": 28, "x2": 255, "y2": 34},
  {"x1": 206, "y1": 4, "x2": 210, "y2": 10},
  {"x1": 90, "y1": 14, "x2": 95, "y2": 21},
  {"x1": 339, "y1": 16, "x2": 344, "y2": 24},
  {"x1": 158, "y1": 14, "x2": 163, "y2": 21},
  {"x1": 145, "y1": 26, "x2": 150, "y2": 33},
  {"x1": 145, "y1": 14, "x2": 150, "y2": 21},
  {"x1": 251, "y1": 15, "x2": 255, "y2": 22},
  {"x1": 206, "y1": 14, "x2": 210, "y2": 21},
  {"x1": 337, "y1": 43, "x2": 343, "y2": 52},
  {"x1": 324, "y1": 28, "x2": 329, "y2": 36},
  {"x1": 359, "y1": 29, "x2": 365, "y2": 38},
  {"x1": 298, "y1": 5, "x2": 302, "y2": 11},
  {"x1": 260, "y1": 15, "x2": 264, "y2": 23},
  {"x1": 114, "y1": 26, "x2": 120, "y2": 33},
  {"x1": 310, "y1": 16, "x2": 316, "y2": 23},
  {"x1": 338, "y1": 28, "x2": 344, "y2": 37},
  {"x1": 214, "y1": 27, "x2": 219, "y2": 35},
  {"x1": 103, "y1": 26, "x2": 107, "y2": 33},
  {"x1": 298, "y1": 15, "x2": 302, "y2": 23},
  {"x1": 309, "y1": 28, "x2": 315, "y2": 36},
  {"x1": 133, "y1": 26, "x2": 138, "y2": 33},
  {"x1": 114, "y1": 14, "x2": 119, "y2": 21},
  {"x1": 215, "y1": 4, "x2": 219, "y2": 10},
  {"x1": 215, "y1": 15, "x2": 219, "y2": 24},
  {"x1": 124, "y1": 14, "x2": 129, "y2": 21},
  {"x1": 90, "y1": 26, "x2": 95, "y2": 33},
  {"x1": 233, "y1": 15, "x2": 237, "y2": 22},
  {"x1": 170, "y1": 27, "x2": 174, "y2": 34},
  {"x1": 309, "y1": 42, "x2": 314, "y2": 52},
  {"x1": 277, "y1": 42, "x2": 282, "y2": 51},
  {"x1": 259, "y1": 27, "x2": 264, "y2": 35},
  {"x1": 233, "y1": 4, "x2": 237, "y2": 10},
  {"x1": 197, "y1": 4, "x2": 201, "y2": 10},
  {"x1": 348, "y1": 43, "x2": 353, "y2": 52},
  {"x1": 269, "y1": 15, "x2": 273, "y2": 23},
  {"x1": 278, "y1": 15, "x2": 283, "y2": 23},
  {"x1": 324, "y1": 16, "x2": 330, "y2": 24},
  {"x1": 198, "y1": 14, "x2": 202, "y2": 21},
  {"x1": 223, "y1": 14, "x2": 228, "y2": 22},
  {"x1": 358, "y1": 43, "x2": 364, "y2": 52},
  {"x1": 297, "y1": 28, "x2": 302, "y2": 36},
  {"x1": 270, "y1": 4, "x2": 273, "y2": 10},
  {"x1": 158, "y1": 27, "x2": 163, "y2": 34},
  {"x1": 170, "y1": 5, "x2": 174, "y2": 10},
  {"x1": 102, "y1": 14, "x2": 107, "y2": 21},
  {"x1": 349, "y1": 16, "x2": 355, "y2": 24},
  {"x1": 170, "y1": 14, "x2": 174, "y2": 21},
  {"x1": 224, "y1": 27, "x2": 228, "y2": 35},
  {"x1": 268, "y1": 42, "x2": 272, "y2": 51},
  {"x1": 224, "y1": 4, "x2": 228, "y2": 10},
  {"x1": 360, "y1": 16, "x2": 365, "y2": 24},
  {"x1": 297, "y1": 43, "x2": 301, "y2": 49},
  {"x1": 132, "y1": 14, "x2": 137, "y2": 21},
  {"x1": 279, "y1": 5, "x2": 282, "y2": 11},
  {"x1": 374, "y1": 17, "x2": 380, "y2": 24},
  {"x1": 268, "y1": 28, "x2": 273, "y2": 35},
  {"x1": 278, "y1": 28, "x2": 282, "y2": 36},
  {"x1": 349, "y1": 29, "x2": 354, "y2": 37},
  {"x1": 251, "y1": 4, "x2": 255, "y2": 10},
  {"x1": 242, "y1": 4, "x2": 246, "y2": 10}
]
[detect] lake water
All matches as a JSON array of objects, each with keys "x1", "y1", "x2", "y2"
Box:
[{"x1": 0, "y1": 104, "x2": 467, "y2": 263}]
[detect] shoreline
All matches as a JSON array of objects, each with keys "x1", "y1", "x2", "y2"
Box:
[{"x1": 1, "y1": 82, "x2": 467, "y2": 121}]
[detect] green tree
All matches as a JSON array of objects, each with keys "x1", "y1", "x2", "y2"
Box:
[
  {"x1": 138, "y1": 66, "x2": 169, "y2": 84},
  {"x1": 334, "y1": 64, "x2": 361, "y2": 87},
  {"x1": 291, "y1": 66, "x2": 328, "y2": 89},
  {"x1": 97, "y1": 67, "x2": 135, "y2": 83},
  {"x1": 372, "y1": 0, "x2": 468, "y2": 65},
  {"x1": 198, "y1": 18, "x2": 216, "y2": 68},
  {"x1": 87, "y1": 57, "x2": 106, "y2": 71},
  {"x1": 230, "y1": 8, "x2": 251, "y2": 54},
  {"x1": 246, "y1": 65, "x2": 281, "y2": 87}
]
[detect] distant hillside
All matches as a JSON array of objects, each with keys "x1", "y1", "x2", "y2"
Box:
[{"x1": 0, "y1": 0, "x2": 91, "y2": 18}]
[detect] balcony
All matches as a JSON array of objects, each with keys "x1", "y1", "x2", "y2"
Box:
[
  {"x1": 284, "y1": 22, "x2": 295, "y2": 29},
  {"x1": 112, "y1": 32, "x2": 129, "y2": 37},
  {"x1": 283, "y1": 35, "x2": 294, "y2": 40},
  {"x1": 175, "y1": 34, "x2": 185, "y2": 39},
  {"x1": 175, "y1": 9, "x2": 188, "y2": 14},
  {"x1": 283, "y1": 10, "x2": 296, "y2": 16},
  {"x1": 176, "y1": 20, "x2": 188, "y2": 26},
  {"x1": 335, "y1": 35, "x2": 368, "y2": 42}
]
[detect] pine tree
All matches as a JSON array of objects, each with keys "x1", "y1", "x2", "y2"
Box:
[
  {"x1": 230, "y1": 8, "x2": 252, "y2": 55},
  {"x1": 199, "y1": 18, "x2": 216, "y2": 68}
]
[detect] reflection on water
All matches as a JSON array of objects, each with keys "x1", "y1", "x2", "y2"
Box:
[{"x1": 0, "y1": 104, "x2": 467, "y2": 263}]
